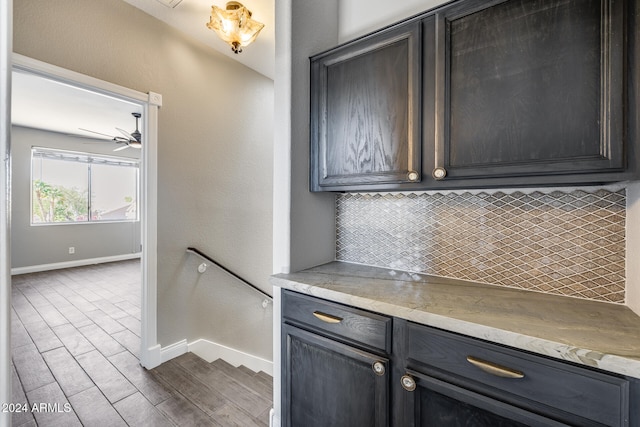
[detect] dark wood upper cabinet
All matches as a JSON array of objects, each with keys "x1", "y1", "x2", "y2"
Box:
[
  {"x1": 309, "y1": 0, "x2": 638, "y2": 192},
  {"x1": 310, "y1": 21, "x2": 422, "y2": 191},
  {"x1": 432, "y1": 0, "x2": 626, "y2": 182}
]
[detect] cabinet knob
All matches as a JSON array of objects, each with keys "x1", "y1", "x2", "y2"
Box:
[
  {"x1": 372, "y1": 361, "x2": 386, "y2": 376},
  {"x1": 400, "y1": 374, "x2": 416, "y2": 392},
  {"x1": 407, "y1": 170, "x2": 420, "y2": 182},
  {"x1": 432, "y1": 167, "x2": 447, "y2": 180}
]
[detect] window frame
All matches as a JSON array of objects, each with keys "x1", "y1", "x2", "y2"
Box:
[{"x1": 30, "y1": 147, "x2": 140, "y2": 226}]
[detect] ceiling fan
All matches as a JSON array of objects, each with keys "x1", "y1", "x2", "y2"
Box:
[{"x1": 79, "y1": 112, "x2": 142, "y2": 151}]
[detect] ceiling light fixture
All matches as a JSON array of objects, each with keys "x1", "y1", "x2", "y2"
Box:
[
  {"x1": 206, "y1": 1, "x2": 264, "y2": 54},
  {"x1": 155, "y1": 0, "x2": 183, "y2": 8}
]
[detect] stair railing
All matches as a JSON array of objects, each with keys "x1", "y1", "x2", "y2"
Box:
[{"x1": 186, "y1": 247, "x2": 272, "y2": 308}]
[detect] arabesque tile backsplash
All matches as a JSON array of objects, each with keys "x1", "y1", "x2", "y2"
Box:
[{"x1": 336, "y1": 188, "x2": 626, "y2": 303}]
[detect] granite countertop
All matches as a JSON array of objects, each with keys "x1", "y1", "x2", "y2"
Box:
[{"x1": 270, "y1": 261, "x2": 640, "y2": 379}]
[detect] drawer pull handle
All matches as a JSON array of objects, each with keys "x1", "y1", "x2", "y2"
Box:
[
  {"x1": 466, "y1": 356, "x2": 525, "y2": 379},
  {"x1": 312, "y1": 311, "x2": 343, "y2": 324}
]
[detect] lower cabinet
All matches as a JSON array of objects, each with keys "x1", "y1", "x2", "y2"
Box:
[
  {"x1": 281, "y1": 290, "x2": 392, "y2": 427},
  {"x1": 282, "y1": 324, "x2": 389, "y2": 427},
  {"x1": 397, "y1": 320, "x2": 631, "y2": 426},
  {"x1": 281, "y1": 291, "x2": 637, "y2": 427}
]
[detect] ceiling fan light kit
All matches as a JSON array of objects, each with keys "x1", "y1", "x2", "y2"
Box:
[{"x1": 206, "y1": 1, "x2": 264, "y2": 54}]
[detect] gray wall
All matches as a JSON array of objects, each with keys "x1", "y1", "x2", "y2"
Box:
[
  {"x1": 273, "y1": 0, "x2": 339, "y2": 276},
  {"x1": 13, "y1": 0, "x2": 274, "y2": 359},
  {"x1": 11, "y1": 126, "x2": 141, "y2": 269}
]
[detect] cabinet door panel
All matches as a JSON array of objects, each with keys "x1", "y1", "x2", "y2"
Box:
[
  {"x1": 434, "y1": 0, "x2": 625, "y2": 180},
  {"x1": 400, "y1": 371, "x2": 571, "y2": 427},
  {"x1": 311, "y1": 21, "x2": 422, "y2": 191},
  {"x1": 282, "y1": 324, "x2": 389, "y2": 427},
  {"x1": 325, "y1": 42, "x2": 409, "y2": 176}
]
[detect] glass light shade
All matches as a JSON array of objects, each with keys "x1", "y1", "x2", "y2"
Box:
[{"x1": 206, "y1": 1, "x2": 264, "y2": 54}]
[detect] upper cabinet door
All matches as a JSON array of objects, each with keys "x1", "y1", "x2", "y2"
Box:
[
  {"x1": 310, "y1": 21, "x2": 422, "y2": 192},
  {"x1": 432, "y1": 0, "x2": 625, "y2": 182}
]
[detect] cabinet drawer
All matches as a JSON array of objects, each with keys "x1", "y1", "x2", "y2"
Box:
[
  {"x1": 282, "y1": 291, "x2": 391, "y2": 353},
  {"x1": 406, "y1": 323, "x2": 629, "y2": 426}
]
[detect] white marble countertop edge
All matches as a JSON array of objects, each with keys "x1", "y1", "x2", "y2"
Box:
[{"x1": 270, "y1": 275, "x2": 640, "y2": 379}]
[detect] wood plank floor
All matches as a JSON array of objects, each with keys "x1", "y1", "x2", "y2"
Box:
[{"x1": 10, "y1": 260, "x2": 272, "y2": 426}]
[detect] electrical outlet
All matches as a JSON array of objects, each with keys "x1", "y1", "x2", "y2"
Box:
[{"x1": 68, "y1": 247, "x2": 75, "y2": 254}]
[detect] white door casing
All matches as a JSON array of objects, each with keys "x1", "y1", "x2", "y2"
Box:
[
  {"x1": 0, "y1": 0, "x2": 13, "y2": 426},
  {"x1": 10, "y1": 53, "x2": 162, "y2": 369}
]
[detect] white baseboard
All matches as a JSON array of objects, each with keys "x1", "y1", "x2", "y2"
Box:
[
  {"x1": 11, "y1": 253, "x2": 142, "y2": 275},
  {"x1": 160, "y1": 339, "x2": 188, "y2": 364},
  {"x1": 157, "y1": 338, "x2": 273, "y2": 375},
  {"x1": 189, "y1": 338, "x2": 274, "y2": 375}
]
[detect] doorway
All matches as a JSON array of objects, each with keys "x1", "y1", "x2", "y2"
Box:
[{"x1": 9, "y1": 54, "x2": 160, "y2": 371}]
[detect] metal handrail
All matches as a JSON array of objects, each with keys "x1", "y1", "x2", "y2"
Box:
[{"x1": 186, "y1": 247, "x2": 272, "y2": 301}]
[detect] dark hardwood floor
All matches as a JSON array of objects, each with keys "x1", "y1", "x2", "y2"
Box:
[{"x1": 10, "y1": 260, "x2": 272, "y2": 426}]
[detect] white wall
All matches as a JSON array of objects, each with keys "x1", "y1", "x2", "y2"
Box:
[
  {"x1": 11, "y1": 126, "x2": 141, "y2": 269},
  {"x1": 13, "y1": 0, "x2": 275, "y2": 360},
  {"x1": 338, "y1": 0, "x2": 451, "y2": 42}
]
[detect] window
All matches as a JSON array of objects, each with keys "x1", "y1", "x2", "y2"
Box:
[{"x1": 31, "y1": 148, "x2": 139, "y2": 224}]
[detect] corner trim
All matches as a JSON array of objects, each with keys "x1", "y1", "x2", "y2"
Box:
[
  {"x1": 148, "y1": 91, "x2": 163, "y2": 107},
  {"x1": 141, "y1": 344, "x2": 162, "y2": 369},
  {"x1": 269, "y1": 408, "x2": 280, "y2": 427}
]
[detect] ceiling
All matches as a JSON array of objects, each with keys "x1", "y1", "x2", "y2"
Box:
[
  {"x1": 122, "y1": 0, "x2": 275, "y2": 79},
  {"x1": 12, "y1": 70, "x2": 143, "y2": 143},
  {"x1": 11, "y1": 0, "x2": 274, "y2": 146}
]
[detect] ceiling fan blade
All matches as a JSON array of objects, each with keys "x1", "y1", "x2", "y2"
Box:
[
  {"x1": 71, "y1": 134, "x2": 109, "y2": 142},
  {"x1": 78, "y1": 128, "x2": 116, "y2": 139},
  {"x1": 116, "y1": 127, "x2": 132, "y2": 140},
  {"x1": 113, "y1": 144, "x2": 130, "y2": 152}
]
